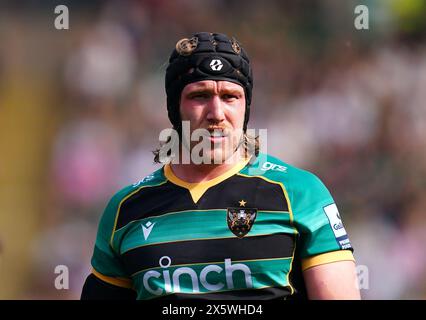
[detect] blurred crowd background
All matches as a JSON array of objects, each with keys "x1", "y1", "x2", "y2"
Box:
[{"x1": 0, "y1": 0, "x2": 425, "y2": 299}]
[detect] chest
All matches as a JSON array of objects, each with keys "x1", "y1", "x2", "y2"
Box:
[{"x1": 114, "y1": 177, "x2": 297, "y2": 299}]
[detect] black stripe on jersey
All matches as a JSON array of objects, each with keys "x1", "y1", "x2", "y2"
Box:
[
  {"x1": 116, "y1": 175, "x2": 289, "y2": 230},
  {"x1": 116, "y1": 181, "x2": 197, "y2": 230},
  {"x1": 197, "y1": 175, "x2": 289, "y2": 212},
  {"x1": 123, "y1": 233, "x2": 294, "y2": 276},
  {"x1": 151, "y1": 286, "x2": 292, "y2": 300}
]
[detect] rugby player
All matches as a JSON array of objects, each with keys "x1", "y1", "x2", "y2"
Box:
[{"x1": 81, "y1": 32, "x2": 360, "y2": 300}]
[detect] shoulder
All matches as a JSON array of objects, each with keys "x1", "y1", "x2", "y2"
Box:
[
  {"x1": 129, "y1": 167, "x2": 167, "y2": 190},
  {"x1": 104, "y1": 167, "x2": 167, "y2": 216},
  {"x1": 242, "y1": 153, "x2": 326, "y2": 190},
  {"x1": 242, "y1": 153, "x2": 334, "y2": 212},
  {"x1": 96, "y1": 167, "x2": 167, "y2": 243}
]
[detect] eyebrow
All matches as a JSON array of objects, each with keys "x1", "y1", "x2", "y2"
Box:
[{"x1": 185, "y1": 86, "x2": 244, "y2": 96}]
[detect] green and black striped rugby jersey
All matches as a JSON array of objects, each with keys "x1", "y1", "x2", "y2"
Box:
[{"x1": 90, "y1": 153, "x2": 354, "y2": 300}]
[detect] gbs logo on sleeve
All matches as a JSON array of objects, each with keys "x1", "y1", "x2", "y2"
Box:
[
  {"x1": 260, "y1": 161, "x2": 287, "y2": 172},
  {"x1": 323, "y1": 203, "x2": 352, "y2": 250}
]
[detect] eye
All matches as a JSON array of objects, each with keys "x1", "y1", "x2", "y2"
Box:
[
  {"x1": 189, "y1": 92, "x2": 210, "y2": 100},
  {"x1": 222, "y1": 94, "x2": 239, "y2": 101}
]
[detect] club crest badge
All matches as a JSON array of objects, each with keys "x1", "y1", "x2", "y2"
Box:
[{"x1": 227, "y1": 207, "x2": 257, "y2": 238}]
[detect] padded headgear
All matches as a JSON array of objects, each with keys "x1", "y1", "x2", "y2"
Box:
[{"x1": 165, "y1": 32, "x2": 253, "y2": 132}]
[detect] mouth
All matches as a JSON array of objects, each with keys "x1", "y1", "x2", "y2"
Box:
[{"x1": 207, "y1": 128, "x2": 228, "y2": 142}]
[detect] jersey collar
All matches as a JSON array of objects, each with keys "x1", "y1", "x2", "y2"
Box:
[{"x1": 164, "y1": 158, "x2": 250, "y2": 203}]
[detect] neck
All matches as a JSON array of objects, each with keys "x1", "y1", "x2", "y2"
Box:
[{"x1": 170, "y1": 149, "x2": 247, "y2": 183}]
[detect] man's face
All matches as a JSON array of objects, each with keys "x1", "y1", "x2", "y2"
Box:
[{"x1": 179, "y1": 80, "x2": 246, "y2": 164}]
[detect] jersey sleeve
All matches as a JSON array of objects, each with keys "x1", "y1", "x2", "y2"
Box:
[
  {"x1": 289, "y1": 170, "x2": 354, "y2": 270},
  {"x1": 90, "y1": 187, "x2": 133, "y2": 288}
]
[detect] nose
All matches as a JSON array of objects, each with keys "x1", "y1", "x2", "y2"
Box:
[{"x1": 206, "y1": 95, "x2": 225, "y2": 123}]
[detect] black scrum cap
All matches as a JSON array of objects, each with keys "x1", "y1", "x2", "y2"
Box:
[{"x1": 165, "y1": 32, "x2": 253, "y2": 132}]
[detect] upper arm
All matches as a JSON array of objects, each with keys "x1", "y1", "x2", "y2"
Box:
[
  {"x1": 85, "y1": 187, "x2": 135, "y2": 297},
  {"x1": 303, "y1": 258, "x2": 360, "y2": 300},
  {"x1": 287, "y1": 170, "x2": 358, "y2": 298},
  {"x1": 288, "y1": 170, "x2": 354, "y2": 256}
]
